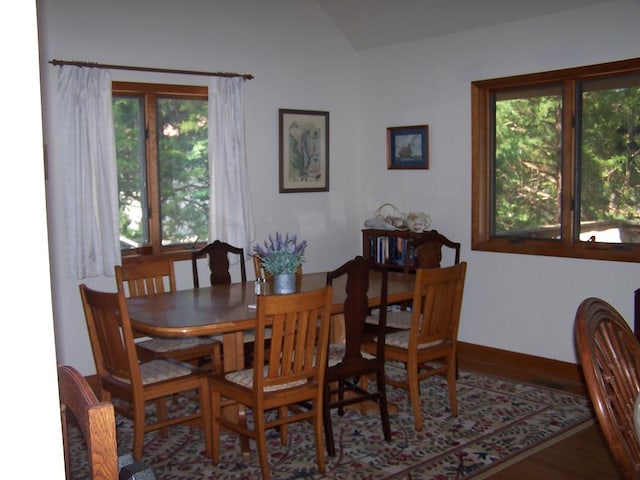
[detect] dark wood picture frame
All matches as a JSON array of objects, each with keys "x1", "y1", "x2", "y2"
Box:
[
  {"x1": 387, "y1": 124, "x2": 429, "y2": 170},
  {"x1": 279, "y1": 108, "x2": 329, "y2": 193}
]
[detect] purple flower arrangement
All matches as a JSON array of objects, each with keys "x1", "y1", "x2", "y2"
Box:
[{"x1": 253, "y1": 232, "x2": 307, "y2": 276}]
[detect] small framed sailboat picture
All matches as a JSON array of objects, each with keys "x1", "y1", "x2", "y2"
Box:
[{"x1": 387, "y1": 124, "x2": 429, "y2": 170}]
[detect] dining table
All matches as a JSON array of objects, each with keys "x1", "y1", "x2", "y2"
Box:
[
  {"x1": 126, "y1": 270, "x2": 415, "y2": 457},
  {"x1": 127, "y1": 270, "x2": 416, "y2": 371}
]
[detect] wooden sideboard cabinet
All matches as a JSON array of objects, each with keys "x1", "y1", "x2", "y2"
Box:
[
  {"x1": 362, "y1": 228, "x2": 461, "y2": 271},
  {"x1": 362, "y1": 229, "x2": 425, "y2": 271}
]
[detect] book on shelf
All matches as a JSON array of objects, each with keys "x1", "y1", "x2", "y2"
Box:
[{"x1": 369, "y1": 235, "x2": 415, "y2": 268}]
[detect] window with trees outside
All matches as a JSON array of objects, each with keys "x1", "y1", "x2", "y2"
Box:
[
  {"x1": 472, "y1": 57, "x2": 640, "y2": 263},
  {"x1": 113, "y1": 82, "x2": 209, "y2": 256}
]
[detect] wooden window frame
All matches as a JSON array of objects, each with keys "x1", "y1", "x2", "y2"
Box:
[
  {"x1": 113, "y1": 81, "x2": 208, "y2": 260},
  {"x1": 471, "y1": 57, "x2": 640, "y2": 263}
]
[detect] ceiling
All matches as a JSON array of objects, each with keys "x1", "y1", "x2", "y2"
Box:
[{"x1": 314, "y1": 0, "x2": 612, "y2": 51}]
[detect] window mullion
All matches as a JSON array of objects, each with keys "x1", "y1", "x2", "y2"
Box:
[
  {"x1": 145, "y1": 94, "x2": 161, "y2": 253},
  {"x1": 561, "y1": 80, "x2": 577, "y2": 246}
]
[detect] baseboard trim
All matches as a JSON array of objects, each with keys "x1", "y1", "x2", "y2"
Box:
[{"x1": 457, "y1": 341, "x2": 585, "y2": 392}]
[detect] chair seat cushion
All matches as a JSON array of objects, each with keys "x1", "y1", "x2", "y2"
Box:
[
  {"x1": 137, "y1": 336, "x2": 216, "y2": 353},
  {"x1": 225, "y1": 367, "x2": 307, "y2": 392},
  {"x1": 327, "y1": 343, "x2": 374, "y2": 367},
  {"x1": 208, "y1": 328, "x2": 272, "y2": 344},
  {"x1": 113, "y1": 359, "x2": 194, "y2": 385},
  {"x1": 382, "y1": 329, "x2": 443, "y2": 349},
  {"x1": 140, "y1": 359, "x2": 194, "y2": 384},
  {"x1": 366, "y1": 310, "x2": 413, "y2": 329},
  {"x1": 242, "y1": 328, "x2": 273, "y2": 343}
]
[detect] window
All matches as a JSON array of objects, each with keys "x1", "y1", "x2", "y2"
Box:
[
  {"x1": 472, "y1": 58, "x2": 640, "y2": 262},
  {"x1": 113, "y1": 82, "x2": 209, "y2": 255}
]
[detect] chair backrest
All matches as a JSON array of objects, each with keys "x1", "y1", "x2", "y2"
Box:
[
  {"x1": 58, "y1": 364, "x2": 119, "y2": 480},
  {"x1": 404, "y1": 230, "x2": 461, "y2": 272},
  {"x1": 252, "y1": 286, "x2": 333, "y2": 392},
  {"x1": 409, "y1": 262, "x2": 467, "y2": 347},
  {"x1": 115, "y1": 258, "x2": 176, "y2": 297},
  {"x1": 575, "y1": 297, "x2": 640, "y2": 480},
  {"x1": 253, "y1": 255, "x2": 303, "y2": 281},
  {"x1": 191, "y1": 240, "x2": 247, "y2": 288},
  {"x1": 326, "y1": 256, "x2": 388, "y2": 359},
  {"x1": 79, "y1": 284, "x2": 142, "y2": 388}
]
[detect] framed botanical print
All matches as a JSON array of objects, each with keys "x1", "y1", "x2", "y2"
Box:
[{"x1": 279, "y1": 109, "x2": 329, "y2": 193}]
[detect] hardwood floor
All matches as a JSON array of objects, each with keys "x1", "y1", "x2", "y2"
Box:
[
  {"x1": 457, "y1": 342, "x2": 620, "y2": 479},
  {"x1": 489, "y1": 425, "x2": 619, "y2": 479}
]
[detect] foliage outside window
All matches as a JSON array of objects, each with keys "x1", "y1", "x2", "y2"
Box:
[
  {"x1": 472, "y1": 58, "x2": 640, "y2": 262},
  {"x1": 113, "y1": 82, "x2": 209, "y2": 255}
]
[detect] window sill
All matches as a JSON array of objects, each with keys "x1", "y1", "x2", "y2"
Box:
[
  {"x1": 472, "y1": 238, "x2": 640, "y2": 263},
  {"x1": 121, "y1": 247, "x2": 197, "y2": 265}
]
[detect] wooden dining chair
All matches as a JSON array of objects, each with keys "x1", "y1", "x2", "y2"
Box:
[
  {"x1": 364, "y1": 262, "x2": 467, "y2": 431},
  {"x1": 575, "y1": 297, "x2": 640, "y2": 480},
  {"x1": 58, "y1": 364, "x2": 119, "y2": 480},
  {"x1": 403, "y1": 230, "x2": 461, "y2": 273},
  {"x1": 369, "y1": 232, "x2": 462, "y2": 332},
  {"x1": 248, "y1": 254, "x2": 301, "y2": 365},
  {"x1": 116, "y1": 258, "x2": 222, "y2": 372},
  {"x1": 210, "y1": 286, "x2": 333, "y2": 480},
  {"x1": 323, "y1": 256, "x2": 392, "y2": 456},
  {"x1": 191, "y1": 242, "x2": 268, "y2": 368},
  {"x1": 191, "y1": 240, "x2": 247, "y2": 288},
  {"x1": 58, "y1": 364, "x2": 158, "y2": 480},
  {"x1": 79, "y1": 284, "x2": 213, "y2": 460}
]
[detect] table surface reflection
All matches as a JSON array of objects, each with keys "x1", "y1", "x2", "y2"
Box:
[{"x1": 127, "y1": 271, "x2": 415, "y2": 338}]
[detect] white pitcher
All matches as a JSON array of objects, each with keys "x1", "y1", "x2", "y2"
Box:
[{"x1": 406, "y1": 212, "x2": 431, "y2": 232}]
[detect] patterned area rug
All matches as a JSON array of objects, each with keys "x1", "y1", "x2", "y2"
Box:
[{"x1": 67, "y1": 366, "x2": 593, "y2": 479}]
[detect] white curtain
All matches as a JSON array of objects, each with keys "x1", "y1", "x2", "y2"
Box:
[
  {"x1": 208, "y1": 77, "x2": 255, "y2": 257},
  {"x1": 58, "y1": 66, "x2": 120, "y2": 278}
]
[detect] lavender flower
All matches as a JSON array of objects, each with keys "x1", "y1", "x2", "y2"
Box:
[{"x1": 253, "y1": 232, "x2": 307, "y2": 275}]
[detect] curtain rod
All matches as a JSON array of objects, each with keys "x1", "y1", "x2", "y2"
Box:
[{"x1": 49, "y1": 59, "x2": 254, "y2": 80}]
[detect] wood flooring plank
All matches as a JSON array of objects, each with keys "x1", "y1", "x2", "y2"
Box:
[
  {"x1": 458, "y1": 342, "x2": 620, "y2": 479},
  {"x1": 487, "y1": 425, "x2": 618, "y2": 479}
]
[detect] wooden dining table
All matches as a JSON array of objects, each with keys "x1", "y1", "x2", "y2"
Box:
[
  {"x1": 127, "y1": 270, "x2": 416, "y2": 372},
  {"x1": 126, "y1": 270, "x2": 414, "y2": 457}
]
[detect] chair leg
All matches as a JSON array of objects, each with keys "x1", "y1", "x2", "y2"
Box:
[
  {"x1": 448, "y1": 358, "x2": 458, "y2": 417},
  {"x1": 323, "y1": 384, "x2": 336, "y2": 457},
  {"x1": 211, "y1": 390, "x2": 221, "y2": 464},
  {"x1": 133, "y1": 403, "x2": 146, "y2": 460},
  {"x1": 359, "y1": 374, "x2": 369, "y2": 415},
  {"x1": 407, "y1": 365, "x2": 423, "y2": 431},
  {"x1": 337, "y1": 380, "x2": 346, "y2": 415},
  {"x1": 278, "y1": 406, "x2": 288, "y2": 445},
  {"x1": 254, "y1": 409, "x2": 271, "y2": 480},
  {"x1": 156, "y1": 398, "x2": 168, "y2": 437},
  {"x1": 313, "y1": 401, "x2": 327, "y2": 474},
  {"x1": 211, "y1": 342, "x2": 223, "y2": 374},
  {"x1": 376, "y1": 368, "x2": 392, "y2": 441},
  {"x1": 238, "y1": 406, "x2": 251, "y2": 458},
  {"x1": 199, "y1": 380, "x2": 213, "y2": 458}
]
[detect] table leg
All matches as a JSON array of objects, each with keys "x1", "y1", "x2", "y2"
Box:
[{"x1": 221, "y1": 332, "x2": 251, "y2": 459}]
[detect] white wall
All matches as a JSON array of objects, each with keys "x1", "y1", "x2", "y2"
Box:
[
  {"x1": 38, "y1": 0, "x2": 361, "y2": 375},
  {"x1": 358, "y1": 0, "x2": 640, "y2": 362},
  {"x1": 4, "y1": 2, "x2": 65, "y2": 477},
  {"x1": 38, "y1": 0, "x2": 640, "y2": 375}
]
